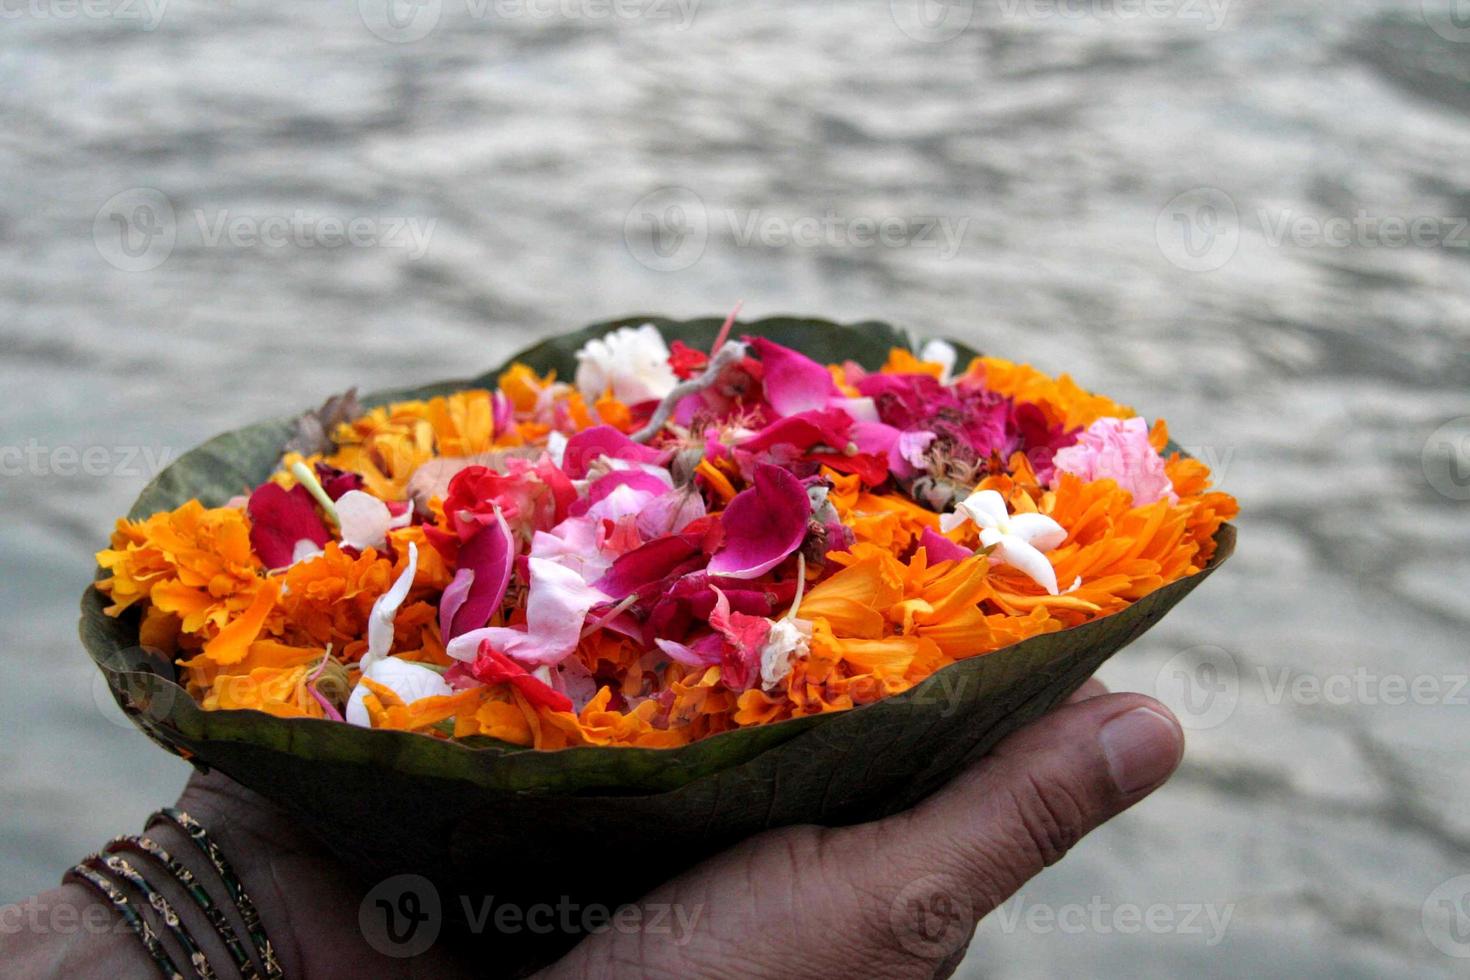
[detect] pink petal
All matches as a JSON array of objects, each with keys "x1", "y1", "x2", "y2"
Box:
[
  {"x1": 561, "y1": 424, "x2": 665, "y2": 479},
  {"x1": 747, "y1": 336, "x2": 840, "y2": 416},
  {"x1": 247, "y1": 482, "x2": 330, "y2": 570},
  {"x1": 438, "y1": 567, "x2": 475, "y2": 643},
  {"x1": 444, "y1": 514, "x2": 516, "y2": 641},
  {"x1": 707, "y1": 463, "x2": 811, "y2": 580},
  {"x1": 594, "y1": 532, "x2": 704, "y2": 600},
  {"x1": 655, "y1": 635, "x2": 723, "y2": 668},
  {"x1": 635, "y1": 484, "x2": 707, "y2": 538},
  {"x1": 738, "y1": 409, "x2": 853, "y2": 453},
  {"x1": 919, "y1": 527, "x2": 972, "y2": 564},
  {"x1": 568, "y1": 470, "x2": 672, "y2": 519},
  {"x1": 446, "y1": 557, "x2": 608, "y2": 667}
]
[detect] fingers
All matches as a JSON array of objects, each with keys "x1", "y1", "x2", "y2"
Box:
[
  {"x1": 542, "y1": 692, "x2": 1183, "y2": 980},
  {"x1": 857, "y1": 693, "x2": 1183, "y2": 968}
]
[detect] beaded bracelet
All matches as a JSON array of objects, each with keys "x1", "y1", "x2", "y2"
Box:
[
  {"x1": 146, "y1": 808, "x2": 284, "y2": 980},
  {"x1": 63, "y1": 859, "x2": 186, "y2": 980},
  {"x1": 106, "y1": 835, "x2": 260, "y2": 980}
]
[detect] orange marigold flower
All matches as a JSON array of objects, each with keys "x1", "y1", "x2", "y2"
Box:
[{"x1": 96, "y1": 500, "x2": 264, "y2": 636}]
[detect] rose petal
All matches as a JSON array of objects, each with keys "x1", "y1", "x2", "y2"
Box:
[
  {"x1": 446, "y1": 557, "x2": 608, "y2": 667},
  {"x1": 707, "y1": 463, "x2": 811, "y2": 580},
  {"x1": 561, "y1": 424, "x2": 665, "y2": 479},
  {"x1": 247, "y1": 482, "x2": 331, "y2": 570},
  {"x1": 444, "y1": 514, "x2": 515, "y2": 641},
  {"x1": 919, "y1": 527, "x2": 973, "y2": 564},
  {"x1": 748, "y1": 336, "x2": 840, "y2": 416}
]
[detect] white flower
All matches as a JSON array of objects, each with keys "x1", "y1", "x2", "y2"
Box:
[
  {"x1": 345, "y1": 656, "x2": 453, "y2": 727},
  {"x1": 939, "y1": 489, "x2": 1067, "y2": 595},
  {"x1": 919, "y1": 339, "x2": 958, "y2": 383},
  {"x1": 346, "y1": 541, "x2": 452, "y2": 727},
  {"x1": 574, "y1": 324, "x2": 679, "y2": 405},
  {"x1": 759, "y1": 618, "x2": 811, "y2": 691},
  {"x1": 365, "y1": 541, "x2": 418, "y2": 664}
]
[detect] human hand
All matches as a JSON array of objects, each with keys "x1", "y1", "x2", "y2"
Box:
[
  {"x1": 539, "y1": 681, "x2": 1183, "y2": 979},
  {"x1": 2, "y1": 680, "x2": 1181, "y2": 979}
]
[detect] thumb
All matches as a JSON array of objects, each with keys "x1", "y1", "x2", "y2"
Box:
[{"x1": 867, "y1": 693, "x2": 1184, "y2": 967}]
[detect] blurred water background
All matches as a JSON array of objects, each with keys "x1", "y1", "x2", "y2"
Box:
[{"x1": 2, "y1": 0, "x2": 1469, "y2": 975}]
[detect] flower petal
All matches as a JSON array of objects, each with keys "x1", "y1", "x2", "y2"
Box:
[
  {"x1": 366, "y1": 541, "x2": 419, "y2": 664},
  {"x1": 345, "y1": 656, "x2": 453, "y2": 728},
  {"x1": 993, "y1": 534, "x2": 1060, "y2": 596},
  {"x1": 919, "y1": 527, "x2": 972, "y2": 564},
  {"x1": 1007, "y1": 512, "x2": 1067, "y2": 553},
  {"x1": 748, "y1": 336, "x2": 840, "y2": 416},
  {"x1": 335, "y1": 489, "x2": 394, "y2": 552},
  {"x1": 445, "y1": 513, "x2": 515, "y2": 641},
  {"x1": 561, "y1": 424, "x2": 665, "y2": 479},
  {"x1": 246, "y1": 482, "x2": 330, "y2": 570},
  {"x1": 446, "y1": 557, "x2": 608, "y2": 667},
  {"x1": 707, "y1": 463, "x2": 812, "y2": 580}
]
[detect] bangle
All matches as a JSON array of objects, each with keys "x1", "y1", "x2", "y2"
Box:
[
  {"x1": 146, "y1": 808, "x2": 284, "y2": 980},
  {"x1": 106, "y1": 836, "x2": 260, "y2": 980},
  {"x1": 64, "y1": 859, "x2": 186, "y2": 980},
  {"x1": 91, "y1": 854, "x2": 217, "y2": 980}
]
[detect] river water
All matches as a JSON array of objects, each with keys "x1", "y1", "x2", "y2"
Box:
[{"x1": 2, "y1": 1, "x2": 1468, "y2": 975}]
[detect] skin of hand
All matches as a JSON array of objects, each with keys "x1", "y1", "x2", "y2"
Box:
[{"x1": 0, "y1": 679, "x2": 1183, "y2": 980}]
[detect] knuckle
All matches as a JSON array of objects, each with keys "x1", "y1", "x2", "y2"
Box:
[{"x1": 1000, "y1": 770, "x2": 1090, "y2": 868}]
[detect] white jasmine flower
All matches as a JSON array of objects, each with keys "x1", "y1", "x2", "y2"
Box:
[
  {"x1": 939, "y1": 489, "x2": 1067, "y2": 595},
  {"x1": 759, "y1": 617, "x2": 812, "y2": 691},
  {"x1": 574, "y1": 323, "x2": 679, "y2": 405}
]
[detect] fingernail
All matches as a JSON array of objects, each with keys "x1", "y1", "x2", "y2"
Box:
[{"x1": 1099, "y1": 707, "x2": 1181, "y2": 796}]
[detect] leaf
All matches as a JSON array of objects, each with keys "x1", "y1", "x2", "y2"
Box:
[
  {"x1": 80, "y1": 315, "x2": 1234, "y2": 973},
  {"x1": 283, "y1": 387, "x2": 362, "y2": 456}
]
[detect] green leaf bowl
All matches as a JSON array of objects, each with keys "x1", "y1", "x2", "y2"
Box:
[{"x1": 80, "y1": 316, "x2": 1234, "y2": 971}]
